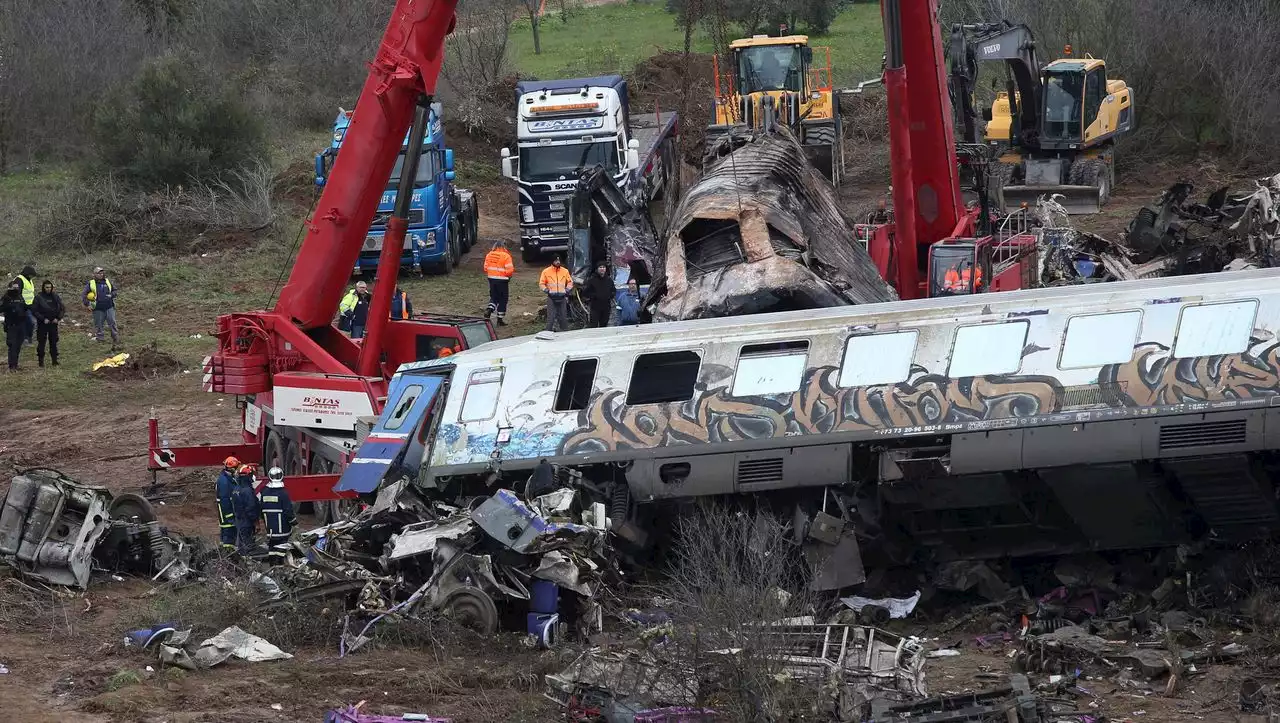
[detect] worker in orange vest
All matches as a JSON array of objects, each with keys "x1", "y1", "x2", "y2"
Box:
[
  {"x1": 539, "y1": 256, "x2": 573, "y2": 332},
  {"x1": 482, "y1": 240, "x2": 514, "y2": 327},
  {"x1": 943, "y1": 262, "x2": 983, "y2": 294},
  {"x1": 390, "y1": 286, "x2": 413, "y2": 320}
]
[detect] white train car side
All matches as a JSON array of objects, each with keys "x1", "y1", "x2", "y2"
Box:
[{"x1": 356, "y1": 268, "x2": 1280, "y2": 560}]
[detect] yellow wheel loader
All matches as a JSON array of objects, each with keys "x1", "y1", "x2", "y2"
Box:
[
  {"x1": 706, "y1": 35, "x2": 843, "y2": 186},
  {"x1": 949, "y1": 22, "x2": 1136, "y2": 214}
]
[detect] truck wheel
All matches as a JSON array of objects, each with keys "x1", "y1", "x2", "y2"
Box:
[
  {"x1": 283, "y1": 440, "x2": 310, "y2": 516},
  {"x1": 449, "y1": 218, "x2": 462, "y2": 265},
  {"x1": 263, "y1": 429, "x2": 285, "y2": 474}
]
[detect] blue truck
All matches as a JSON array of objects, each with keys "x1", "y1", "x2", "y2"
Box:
[
  {"x1": 501, "y1": 75, "x2": 678, "y2": 264},
  {"x1": 316, "y1": 102, "x2": 479, "y2": 275}
]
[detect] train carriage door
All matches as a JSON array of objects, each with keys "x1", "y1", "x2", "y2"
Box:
[{"x1": 335, "y1": 371, "x2": 445, "y2": 494}]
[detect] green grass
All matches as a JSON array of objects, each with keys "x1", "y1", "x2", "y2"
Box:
[{"x1": 511, "y1": 0, "x2": 885, "y2": 81}]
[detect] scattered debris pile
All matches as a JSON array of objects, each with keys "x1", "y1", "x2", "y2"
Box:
[
  {"x1": 567, "y1": 164, "x2": 662, "y2": 290},
  {"x1": 545, "y1": 621, "x2": 927, "y2": 721},
  {"x1": 0, "y1": 469, "x2": 200, "y2": 588},
  {"x1": 650, "y1": 127, "x2": 895, "y2": 321},
  {"x1": 269, "y1": 480, "x2": 617, "y2": 651},
  {"x1": 123, "y1": 623, "x2": 293, "y2": 671},
  {"x1": 1035, "y1": 173, "x2": 1280, "y2": 285}
]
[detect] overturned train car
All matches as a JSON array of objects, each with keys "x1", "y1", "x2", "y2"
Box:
[
  {"x1": 649, "y1": 129, "x2": 895, "y2": 321},
  {"x1": 339, "y1": 268, "x2": 1280, "y2": 572}
]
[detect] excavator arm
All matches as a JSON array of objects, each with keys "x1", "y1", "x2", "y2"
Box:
[{"x1": 948, "y1": 21, "x2": 1042, "y2": 148}]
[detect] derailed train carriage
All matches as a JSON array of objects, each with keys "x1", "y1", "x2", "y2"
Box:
[{"x1": 338, "y1": 267, "x2": 1280, "y2": 576}]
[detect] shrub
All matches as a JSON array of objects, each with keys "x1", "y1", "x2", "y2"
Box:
[{"x1": 92, "y1": 51, "x2": 267, "y2": 189}]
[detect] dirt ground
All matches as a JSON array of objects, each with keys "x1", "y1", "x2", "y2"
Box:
[{"x1": 0, "y1": 131, "x2": 1264, "y2": 722}]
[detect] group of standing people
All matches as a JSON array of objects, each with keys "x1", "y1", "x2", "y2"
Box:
[
  {"x1": 339, "y1": 281, "x2": 414, "y2": 339},
  {"x1": 3, "y1": 265, "x2": 119, "y2": 372},
  {"x1": 480, "y1": 240, "x2": 643, "y2": 333},
  {"x1": 215, "y1": 458, "x2": 296, "y2": 564}
]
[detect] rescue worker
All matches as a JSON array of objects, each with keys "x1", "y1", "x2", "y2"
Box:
[
  {"x1": 582, "y1": 262, "x2": 615, "y2": 328},
  {"x1": 943, "y1": 262, "x2": 983, "y2": 294},
  {"x1": 482, "y1": 240, "x2": 514, "y2": 326},
  {"x1": 338, "y1": 280, "x2": 366, "y2": 331},
  {"x1": 31, "y1": 280, "x2": 64, "y2": 367},
  {"x1": 260, "y1": 466, "x2": 296, "y2": 566},
  {"x1": 390, "y1": 286, "x2": 413, "y2": 320},
  {"x1": 2, "y1": 281, "x2": 28, "y2": 372},
  {"x1": 83, "y1": 266, "x2": 120, "y2": 347},
  {"x1": 615, "y1": 278, "x2": 642, "y2": 326},
  {"x1": 231, "y1": 464, "x2": 261, "y2": 555},
  {"x1": 215, "y1": 457, "x2": 240, "y2": 552},
  {"x1": 539, "y1": 256, "x2": 573, "y2": 332},
  {"x1": 13, "y1": 264, "x2": 35, "y2": 344}
]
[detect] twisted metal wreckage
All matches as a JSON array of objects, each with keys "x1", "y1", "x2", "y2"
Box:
[{"x1": 1037, "y1": 172, "x2": 1280, "y2": 285}]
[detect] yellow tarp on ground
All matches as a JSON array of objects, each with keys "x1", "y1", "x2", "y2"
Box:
[{"x1": 91, "y1": 353, "x2": 130, "y2": 372}]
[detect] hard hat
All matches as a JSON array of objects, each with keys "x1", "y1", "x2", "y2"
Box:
[
  {"x1": 267, "y1": 466, "x2": 284, "y2": 483},
  {"x1": 224, "y1": 456, "x2": 241, "y2": 468}
]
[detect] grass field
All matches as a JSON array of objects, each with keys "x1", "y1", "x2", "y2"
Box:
[
  {"x1": 0, "y1": 0, "x2": 883, "y2": 409},
  {"x1": 512, "y1": 0, "x2": 885, "y2": 81}
]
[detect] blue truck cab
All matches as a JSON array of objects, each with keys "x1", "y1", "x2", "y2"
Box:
[{"x1": 316, "y1": 102, "x2": 478, "y2": 275}]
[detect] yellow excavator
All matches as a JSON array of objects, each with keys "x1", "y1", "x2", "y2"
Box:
[
  {"x1": 705, "y1": 34, "x2": 843, "y2": 186},
  {"x1": 950, "y1": 22, "x2": 1136, "y2": 213}
]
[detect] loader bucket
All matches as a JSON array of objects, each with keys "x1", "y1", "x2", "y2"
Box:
[{"x1": 1000, "y1": 184, "x2": 1103, "y2": 215}]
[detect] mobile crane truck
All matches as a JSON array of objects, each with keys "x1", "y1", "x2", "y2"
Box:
[
  {"x1": 316, "y1": 102, "x2": 480, "y2": 275},
  {"x1": 500, "y1": 75, "x2": 678, "y2": 264},
  {"x1": 147, "y1": 0, "x2": 497, "y2": 523}
]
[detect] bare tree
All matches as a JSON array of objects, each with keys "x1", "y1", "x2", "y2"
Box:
[
  {"x1": 443, "y1": 0, "x2": 518, "y2": 136},
  {"x1": 520, "y1": 0, "x2": 542, "y2": 55}
]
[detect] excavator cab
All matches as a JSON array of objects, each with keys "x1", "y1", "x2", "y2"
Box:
[{"x1": 707, "y1": 35, "x2": 842, "y2": 186}]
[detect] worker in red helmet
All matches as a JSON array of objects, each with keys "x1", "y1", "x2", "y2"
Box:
[
  {"x1": 215, "y1": 457, "x2": 240, "y2": 552},
  {"x1": 231, "y1": 464, "x2": 262, "y2": 555}
]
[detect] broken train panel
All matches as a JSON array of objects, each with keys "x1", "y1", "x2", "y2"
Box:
[
  {"x1": 651, "y1": 128, "x2": 895, "y2": 321},
  {"x1": 359, "y1": 267, "x2": 1280, "y2": 573}
]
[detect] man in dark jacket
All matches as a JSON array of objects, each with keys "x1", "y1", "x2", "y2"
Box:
[
  {"x1": 215, "y1": 457, "x2": 240, "y2": 552},
  {"x1": 231, "y1": 465, "x2": 262, "y2": 554},
  {"x1": 13, "y1": 265, "x2": 35, "y2": 344},
  {"x1": 31, "y1": 280, "x2": 64, "y2": 367},
  {"x1": 260, "y1": 466, "x2": 297, "y2": 565},
  {"x1": 83, "y1": 266, "x2": 120, "y2": 347},
  {"x1": 2, "y1": 281, "x2": 27, "y2": 371},
  {"x1": 615, "y1": 278, "x2": 642, "y2": 326},
  {"x1": 390, "y1": 286, "x2": 413, "y2": 320},
  {"x1": 582, "y1": 262, "x2": 616, "y2": 328},
  {"x1": 349, "y1": 284, "x2": 372, "y2": 339}
]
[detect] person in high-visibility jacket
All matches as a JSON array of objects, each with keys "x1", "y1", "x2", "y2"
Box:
[
  {"x1": 259, "y1": 466, "x2": 296, "y2": 565},
  {"x1": 12, "y1": 264, "x2": 35, "y2": 344},
  {"x1": 539, "y1": 257, "x2": 573, "y2": 332},
  {"x1": 338, "y1": 280, "x2": 368, "y2": 334},
  {"x1": 942, "y1": 263, "x2": 983, "y2": 294},
  {"x1": 483, "y1": 240, "x2": 514, "y2": 326},
  {"x1": 215, "y1": 457, "x2": 240, "y2": 552}
]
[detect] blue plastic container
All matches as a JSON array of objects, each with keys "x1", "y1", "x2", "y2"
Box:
[{"x1": 530, "y1": 580, "x2": 559, "y2": 614}]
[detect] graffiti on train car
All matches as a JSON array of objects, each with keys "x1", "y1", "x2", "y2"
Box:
[
  {"x1": 560, "y1": 364, "x2": 1064, "y2": 454},
  {"x1": 1099, "y1": 338, "x2": 1280, "y2": 407}
]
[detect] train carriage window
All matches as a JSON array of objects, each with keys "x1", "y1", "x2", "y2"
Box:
[
  {"x1": 554, "y1": 359, "x2": 598, "y2": 411},
  {"x1": 459, "y1": 368, "x2": 503, "y2": 422},
  {"x1": 949, "y1": 321, "x2": 1029, "y2": 377},
  {"x1": 384, "y1": 385, "x2": 423, "y2": 431},
  {"x1": 732, "y1": 341, "x2": 809, "y2": 396},
  {"x1": 840, "y1": 331, "x2": 918, "y2": 387},
  {"x1": 1059, "y1": 311, "x2": 1142, "y2": 369},
  {"x1": 627, "y1": 351, "x2": 701, "y2": 405},
  {"x1": 1173, "y1": 300, "x2": 1257, "y2": 358}
]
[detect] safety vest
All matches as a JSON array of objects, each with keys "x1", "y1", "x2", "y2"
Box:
[
  {"x1": 17, "y1": 275, "x2": 33, "y2": 305},
  {"x1": 483, "y1": 248, "x2": 514, "y2": 280},
  {"x1": 540, "y1": 266, "x2": 573, "y2": 296},
  {"x1": 339, "y1": 289, "x2": 358, "y2": 314},
  {"x1": 86, "y1": 278, "x2": 113, "y2": 302},
  {"x1": 943, "y1": 265, "x2": 983, "y2": 292}
]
